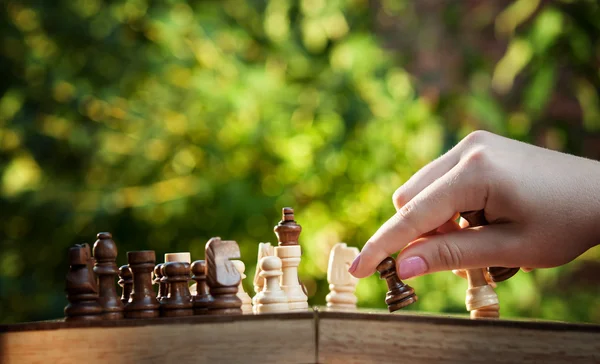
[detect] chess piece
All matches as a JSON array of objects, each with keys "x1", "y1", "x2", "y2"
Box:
[
  {"x1": 154, "y1": 264, "x2": 166, "y2": 301},
  {"x1": 376, "y1": 257, "x2": 417, "y2": 312},
  {"x1": 160, "y1": 261, "x2": 193, "y2": 317},
  {"x1": 165, "y1": 252, "x2": 191, "y2": 263},
  {"x1": 460, "y1": 210, "x2": 519, "y2": 282},
  {"x1": 252, "y1": 242, "x2": 274, "y2": 313},
  {"x1": 205, "y1": 237, "x2": 242, "y2": 315},
  {"x1": 92, "y1": 232, "x2": 124, "y2": 320},
  {"x1": 64, "y1": 244, "x2": 103, "y2": 321},
  {"x1": 465, "y1": 269, "x2": 500, "y2": 319},
  {"x1": 255, "y1": 256, "x2": 290, "y2": 313},
  {"x1": 124, "y1": 251, "x2": 160, "y2": 319},
  {"x1": 326, "y1": 243, "x2": 359, "y2": 311},
  {"x1": 232, "y1": 260, "x2": 253, "y2": 314},
  {"x1": 273, "y1": 208, "x2": 308, "y2": 311},
  {"x1": 191, "y1": 260, "x2": 214, "y2": 315},
  {"x1": 118, "y1": 265, "x2": 133, "y2": 305}
]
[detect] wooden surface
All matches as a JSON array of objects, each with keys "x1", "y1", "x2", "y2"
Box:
[
  {"x1": 318, "y1": 311, "x2": 600, "y2": 364},
  {"x1": 0, "y1": 312, "x2": 316, "y2": 364},
  {"x1": 2, "y1": 310, "x2": 600, "y2": 363}
]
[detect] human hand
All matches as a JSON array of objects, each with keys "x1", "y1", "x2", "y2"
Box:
[{"x1": 349, "y1": 131, "x2": 600, "y2": 279}]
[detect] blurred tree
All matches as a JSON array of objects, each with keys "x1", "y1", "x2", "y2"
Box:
[{"x1": 0, "y1": 0, "x2": 598, "y2": 324}]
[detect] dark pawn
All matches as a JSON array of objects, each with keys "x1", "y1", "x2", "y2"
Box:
[
  {"x1": 154, "y1": 263, "x2": 166, "y2": 301},
  {"x1": 124, "y1": 251, "x2": 159, "y2": 319},
  {"x1": 93, "y1": 232, "x2": 124, "y2": 319},
  {"x1": 160, "y1": 262, "x2": 193, "y2": 317},
  {"x1": 191, "y1": 260, "x2": 214, "y2": 315},
  {"x1": 118, "y1": 265, "x2": 133, "y2": 305},
  {"x1": 65, "y1": 244, "x2": 103, "y2": 321},
  {"x1": 377, "y1": 257, "x2": 417, "y2": 312},
  {"x1": 459, "y1": 210, "x2": 520, "y2": 282}
]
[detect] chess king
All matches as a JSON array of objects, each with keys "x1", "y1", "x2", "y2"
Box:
[{"x1": 273, "y1": 208, "x2": 308, "y2": 311}]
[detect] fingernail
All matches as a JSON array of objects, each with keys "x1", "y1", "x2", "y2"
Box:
[
  {"x1": 398, "y1": 256, "x2": 427, "y2": 279},
  {"x1": 348, "y1": 255, "x2": 361, "y2": 274}
]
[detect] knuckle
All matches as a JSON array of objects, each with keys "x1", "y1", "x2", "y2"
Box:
[
  {"x1": 464, "y1": 147, "x2": 489, "y2": 171},
  {"x1": 435, "y1": 238, "x2": 464, "y2": 270},
  {"x1": 392, "y1": 188, "x2": 406, "y2": 209},
  {"x1": 463, "y1": 130, "x2": 492, "y2": 146}
]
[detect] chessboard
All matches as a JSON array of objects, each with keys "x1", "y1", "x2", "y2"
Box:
[
  {"x1": 1, "y1": 207, "x2": 600, "y2": 363},
  {"x1": 1, "y1": 309, "x2": 599, "y2": 363}
]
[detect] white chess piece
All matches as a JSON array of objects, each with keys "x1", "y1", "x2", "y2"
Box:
[
  {"x1": 232, "y1": 260, "x2": 253, "y2": 314},
  {"x1": 252, "y1": 242, "x2": 273, "y2": 313},
  {"x1": 326, "y1": 243, "x2": 359, "y2": 311},
  {"x1": 255, "y1": 256, "x2": 289, "y2": 313},
  {"x1": 164, "y1": 252, "x2": 191, "y2": 263},
  {"x1": 275, "y1": 245, "x2": 308, "y2": 311}
]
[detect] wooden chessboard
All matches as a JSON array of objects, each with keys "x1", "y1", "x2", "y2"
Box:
[{"x1": 1, "y1": 309, "x2": 599, "y2": 364}]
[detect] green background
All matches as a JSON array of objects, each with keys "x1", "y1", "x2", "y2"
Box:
[{"x1": 1, "y1": 0, "x2": 599, "y2": 324}]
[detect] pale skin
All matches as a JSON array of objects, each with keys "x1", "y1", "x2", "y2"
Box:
[{"x1": 348, "y1": 130, "x2": 600, "y2": 280}]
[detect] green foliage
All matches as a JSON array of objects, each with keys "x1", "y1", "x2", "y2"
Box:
[{"x1": 1, "y1": 0, "x2": 599, "y2": 324}]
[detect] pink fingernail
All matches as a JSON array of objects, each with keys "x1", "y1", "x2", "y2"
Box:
[
  {"x1": 348, "y1": 255, "x2": 361, "y2": 274},
  {"x1": 398, "y1": 257, "x2": 427, "y2": 279}
]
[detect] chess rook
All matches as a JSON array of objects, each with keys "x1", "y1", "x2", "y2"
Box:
[
  {"x1": 92, "y1": 232, "x2": 124, "y2": 320},
  {"x1": 326, "y1": 243, "x2": 359, "y2": 311},
  {"x1": 274, "y1": 208, "x2": 308, "y2": 311},
  {"x1": 252, "y1": 242, "x2": 273, "y2": 313},
  {"x1": 376, "y1": 257, "x2": 417, "y2": 312},
  {"x1": 465, "y1": 268, "x2": 500, "y2": 319},
  {"x1": 64, "y1": 244, "x2": 103, "y2": 321},
  {"x1": 153, "y1": 263, "x2": 166, "y2": 301},
  {"x1": 118, "y1": 265, "x2": 132, "y2": 305},
  {"x1": 460, "y1": 210, "x2": 519, "y2": 282},
  {"x1": 124, "y1": 251, "x2": 159, "y2": 319},
  {"x1": 255, "y1": 256, "x2": 290, "y2": 313},
  {"x1": 160, "y1": 262, "x2": 193, "y2": 317},
  {"x1": 191, "y1": 260, "x2": 213, "y2": 314},
  {"x1": 205, "y1": 237, "x2": 242, "y2": 315},
  {"x1": 232, "y1": 260, "x2": 253, "y2": 314}
]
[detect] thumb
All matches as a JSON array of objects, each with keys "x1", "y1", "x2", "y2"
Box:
[{"x1": 395, "y1": 224, "x2": 522, "y2": 279}]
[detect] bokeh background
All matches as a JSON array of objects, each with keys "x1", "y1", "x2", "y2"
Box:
[{"x1": 1, "y1": 0, "x2": 600, "y2": 324}]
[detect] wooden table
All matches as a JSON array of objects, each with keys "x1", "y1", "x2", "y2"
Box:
[{"x1": 1, "y1": 309, "x2": 599, "y2": 363}]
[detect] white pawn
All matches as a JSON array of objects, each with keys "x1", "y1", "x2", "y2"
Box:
[
  {"x1": 232, "y1": 260, "x2": 253, "y2": 314},
  {"x1": 326, "y1": 243, "x2": 359, "y2": 311},
  {"x1": 255, "y1": 256, "x2": 289, "y2": 314},
  {"x1": 252, "y1": 242, "x2": 273, "y2": 313}
]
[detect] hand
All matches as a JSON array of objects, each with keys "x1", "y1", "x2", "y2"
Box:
[{"x1": 349, "y1": 130, "x2": 600, "y2": 279}]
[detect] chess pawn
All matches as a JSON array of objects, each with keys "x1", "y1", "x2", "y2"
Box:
[
  {"x1": 326, "y1": 243, "x2": 359, "y2": 311},
  {"x1": 154, "y1": 264, "x2": 166, "y2": 301},
  {"x1": 64, "y1": 244, "x2": 103, "y2": 321},
  {"x1": 465, "y1": 268, "x2": 500, "y2": 319},
  {"x1": 118, "y1": 265, "x2": 133, "y2": 305},
  {"x1": 232, "y1": 260, "x2": 253, "y2": 314},
  {"x1": 376, "y1": 257, "x2": 417, "y2": 312},
  {"x1": 161, "y1": 252, "x2": 191, "y2": 300},
  {"x1": 205, "y1": 237, "x2": 243, "y2": 315},
  {"x1": 124, "y1": 251, "x2": 160, "y2": 319},
  {"x1": 255, "y1": 256, "x2": 290, "y2": 313},
  {"x1": 191, "y1": 260, "x2": 214, "y2": 315},
  {"x1": 273, "y1": 208, "x2": 308, "y2": 311},
  {"x1": 160, "y1": 261, "x2": 193, "y2": 317},
  {"x1": 252, "y1": 242, "x2": 274, "y2": 313},
  {"x1": 93, "y1": 232, "x2": 124, "y2": 320}
]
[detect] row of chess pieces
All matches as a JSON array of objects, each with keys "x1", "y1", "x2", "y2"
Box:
[{"x1": 63, "y1": 207, "x2": 517, "y2": 321}]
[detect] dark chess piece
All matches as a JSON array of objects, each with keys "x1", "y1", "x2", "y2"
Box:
[
  {"x1": 65, "y1": 244, "x2": 103, "y2": 321},
  {"x1": 460, "y1": 210, "x2": 520, "y2": 282},
  {"x1": 154, "y1": 263, "x2": 166, "y2": 301},
  {"x1": 191, "y1": 260, "x2": 214, "y2": 315},
  {"x1": 160, "y1": 262, "x2": 193, "y2": 317},
  {"x1": 93, "y1": 232, "x2": 124, "y2": 320},
  {"x1": 376, "y1": 257, "x2": 417, "y2": 312},
  {"x1": 124, "y1": 251, "x2": 159, "y2": 319},
  {"x1": 118, "y1": 265, "x2": 132, "y2": 305},
  {"x1": 205, "y1": 237, "x2": 242, "y2": 315},
  {"x1": 274, "y1": 207, "x2": 302, "y2": 246}
]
